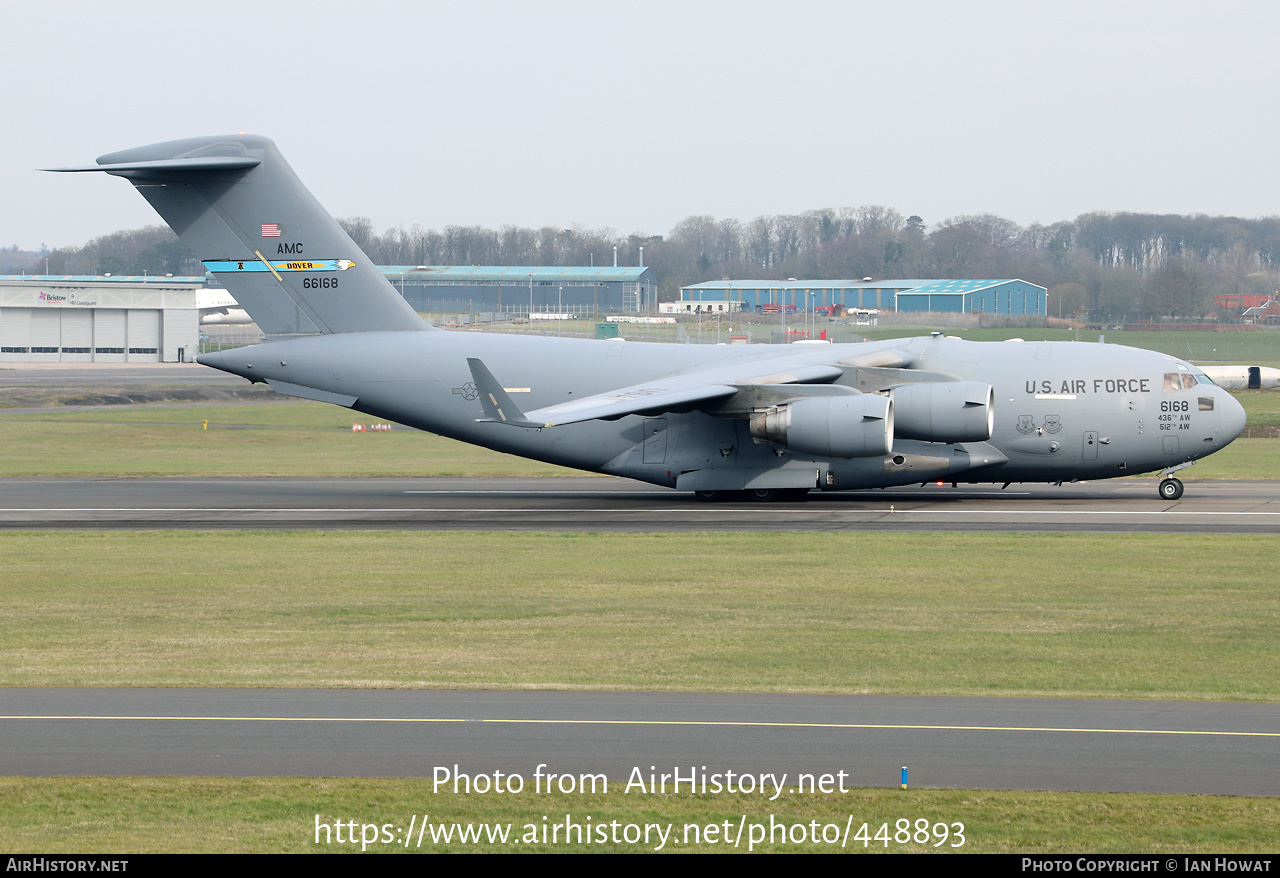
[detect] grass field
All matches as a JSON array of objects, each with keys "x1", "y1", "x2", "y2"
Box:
[
  {"x1": 1235, "y1": 390, "x2": 1280, "y2": 425},
  {"x1": 5, "y1": 779, "x2": 1277, "y2": 854},
  {"x1": 4, "y1": 531, "x2": 1277, "y2": 698},
  {"x1": 0, "y1": 401, "x2": 579, "y2": 477}
]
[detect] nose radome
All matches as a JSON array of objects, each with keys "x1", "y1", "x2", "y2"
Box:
[{"x1": 1219, "y1": 388, "x2": 1246, "y2": 442}]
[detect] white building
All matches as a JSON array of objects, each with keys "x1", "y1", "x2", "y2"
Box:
[
  {"x1": 0, "y1": 276, "x2": 203, "y2": 363},
  {"x1": 659, "y1": 300, "x2": 742, "y2": 314}
]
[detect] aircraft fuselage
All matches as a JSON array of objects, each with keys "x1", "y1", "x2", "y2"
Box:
[
  {"x1": 55, "y1": 133, "x2": 1245, "y2": 499},
  {"x1": 200, "y1": 331, "x2": 1245, "y2": 493}
]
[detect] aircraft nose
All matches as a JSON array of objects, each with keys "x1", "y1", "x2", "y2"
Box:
[{"x1": 1219, "y1": 388, "x2": 1246, "y2": 442}]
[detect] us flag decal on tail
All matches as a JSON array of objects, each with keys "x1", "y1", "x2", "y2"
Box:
[{"x1": 261, "y1": 223, "x2": 281, "y2": 237}]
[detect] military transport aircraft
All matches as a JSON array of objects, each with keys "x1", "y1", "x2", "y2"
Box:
[
  {"x1": 195, "y1": 289, "x2": 252, "y2": 325},
  {"x1": 1199, "y1": 365, "x2": 1280, "y2": 391},
  {"x1": 51, "y1": 135, "x2": 1246, "y2": 501}
]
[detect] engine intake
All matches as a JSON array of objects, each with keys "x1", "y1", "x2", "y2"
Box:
[{"x1": 749, "y1": 394, "x2": 892, "y2": 458}]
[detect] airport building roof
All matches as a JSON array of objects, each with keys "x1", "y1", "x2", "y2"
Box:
[
  {"x1": 900, "y1": 279, "x2": 1034, "y2": 295},
  {"x1": 683, "y1": 278, "x2": 1039, "y2": 293},
  {"x1": 0, "y1": 274, "x2": 205, "y2": 285},
  {"x1": 378, "y1": 266, "x2": 655, "y2": 283},
  {"x1": 684, "y1": 278, "x2": 922, "y2": 291}
]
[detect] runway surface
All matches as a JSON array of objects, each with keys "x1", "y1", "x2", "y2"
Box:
[
  {"x1": 3, "y1": 689, "x2": 1276, "y2": 796},
  {"x1": 0, "y1": 362, "x2": 245, "y2": 389},
  {"x1": 1, "y1": 476, "x2": 1278, "y2": 533}
]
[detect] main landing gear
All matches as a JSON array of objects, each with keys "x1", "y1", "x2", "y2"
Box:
[{"x1": 694, "y1": 489, "x2": 811, "y2": 502}]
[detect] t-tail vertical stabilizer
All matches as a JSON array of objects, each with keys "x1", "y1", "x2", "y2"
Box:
[{"x1": 46, "y1": 135, "x2": 426, "y2": 336}]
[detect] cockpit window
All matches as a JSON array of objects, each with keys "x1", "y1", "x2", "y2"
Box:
[{"x1": 1164, "y1": 372, "x2": 1199, "y2": 391}]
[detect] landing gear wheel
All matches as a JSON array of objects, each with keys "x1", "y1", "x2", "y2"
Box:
[
  {"x1": 694, "y1": 490, "x2": 729, "y2": 502},
  {"x1": 1159, "y1": 478, "x2": 1184, "y2": 500},
  {"x1": 737, "y1": 488, "x2": 811, "y2": 502}
]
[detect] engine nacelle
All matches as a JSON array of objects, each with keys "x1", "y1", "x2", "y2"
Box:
[
  {"x1": 749, "y1": 393, "x2": 893, "y2": 458},
  {"x1": 891, "y1": 381, "x2": 993, "y2": 443}
]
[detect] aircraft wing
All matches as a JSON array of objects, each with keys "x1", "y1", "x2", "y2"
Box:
[
  {"x1": 468, "y1": 347, "x2": 914, "y2": 428},
  {"x1": 525, "y1": 379, "x2": 742, "y2": 426},
  {"x1": 468, "y1": 357, "x2": 742, "y2": 426}
]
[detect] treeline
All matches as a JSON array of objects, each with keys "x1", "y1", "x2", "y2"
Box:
[
  {"x1": 25, "y1": 226, "x2": 198, "y2": 278},
  {"x1": 645, "y1": 210, "x2": 1280, "y2": 320},
  {"x1": 0, "y1": 244, "x2": 50, "y2": 274},
  {"x1": 24, "y1": 209, "x2": 1280, "y2": 320}
]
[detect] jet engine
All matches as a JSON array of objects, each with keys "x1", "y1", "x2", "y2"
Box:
[
  {"x1": 749, "y1": 393, "x2": 893, "y2": 458},
  {"x1": 891, "y1": 381, "x2": 994, "y2": 443}
]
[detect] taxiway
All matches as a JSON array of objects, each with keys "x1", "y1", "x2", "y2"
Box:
[{"x1": 4, "y1": 689, "x2": 1277, "y2": 796}]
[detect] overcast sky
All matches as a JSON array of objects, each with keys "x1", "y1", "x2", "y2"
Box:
[{"x1": 5, "y1": 0, "x2": 1280, "y2": 251}]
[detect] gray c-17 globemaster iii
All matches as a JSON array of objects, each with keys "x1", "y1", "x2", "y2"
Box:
[{"x1": 51, "y1": 135, "x2": 1246, "y2": 501}]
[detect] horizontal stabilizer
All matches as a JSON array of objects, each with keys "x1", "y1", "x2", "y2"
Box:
[{"x1": 44, "y1": 156, "x2": 262, "y2": 176}]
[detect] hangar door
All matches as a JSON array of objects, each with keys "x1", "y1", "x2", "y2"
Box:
[
  {"x1": 0, "y1": 309, "x2": 95, "y2": 361},
  {"x1": 94, "y1": 309, "x2": 126, "y2": 362},
  {"x1": 127, "y1": 310, "x2": 161, "y2": 361},
  {"x1": 29, "y1": 310, "x2": 61, "y2": 360},
  {"x1": 61, "y1": 310, "x2": 93, "y2": 361},
  {"x1": 0, "y1": 308, "x2": 32, "y2": 359}
]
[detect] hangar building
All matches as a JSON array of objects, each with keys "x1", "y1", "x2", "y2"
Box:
[
  {"x1": 894, "y1": 279, "x2": 1046, "y2": 315},
  {"x1": 680, "y1": 278, "x2": 1047, "y2": 316},
  {"x1": 0, "y1": 275, "x2": 202, "y2": 363},
  {"x1": 379, "y1": 266, "x2": 658, "y2": 313}
]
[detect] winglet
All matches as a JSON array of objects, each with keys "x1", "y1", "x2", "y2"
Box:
[{"x1": 466, "y1": 358, "x2": 545, "y2": 428}]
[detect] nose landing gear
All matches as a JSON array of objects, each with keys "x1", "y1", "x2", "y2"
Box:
[{"x1": 1158, "y1": 460, "x2": 1195, "y2": 500}]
